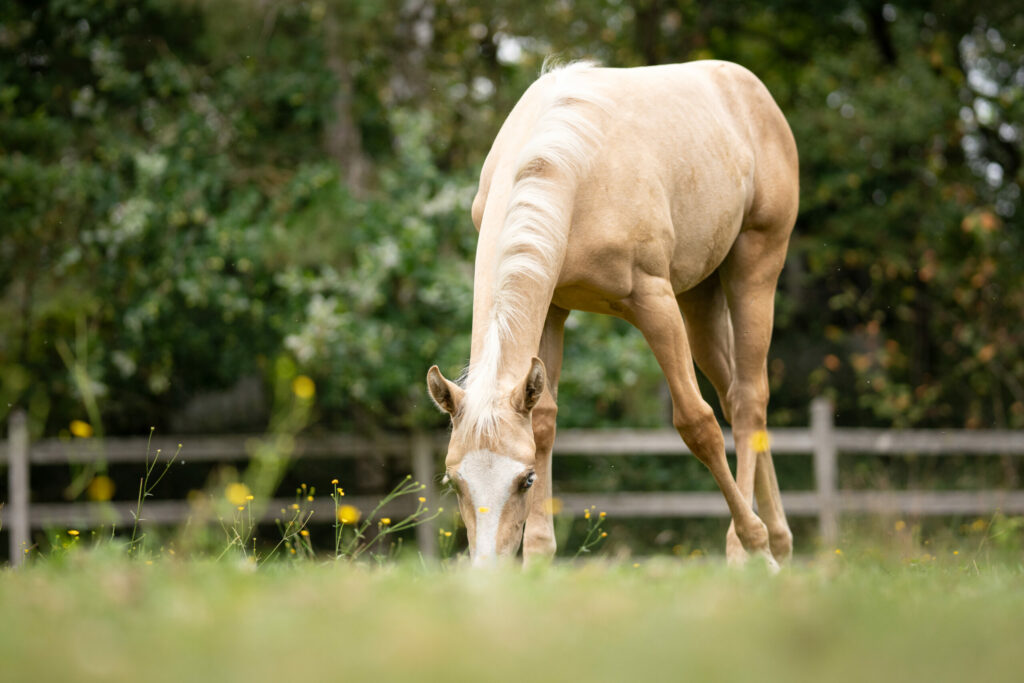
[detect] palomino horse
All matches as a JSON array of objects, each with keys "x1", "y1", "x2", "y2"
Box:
[{"x1": 427, "y1": 60, "x2": 798, "y2": 569}]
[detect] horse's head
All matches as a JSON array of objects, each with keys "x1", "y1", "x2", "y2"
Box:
[{"x1": 426, "y1": 358, "x2": 546, "y2": 567}]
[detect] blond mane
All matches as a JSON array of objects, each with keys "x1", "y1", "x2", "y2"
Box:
[{"x1": 461, "y1": 61, "x2": 608, "y2": 439}]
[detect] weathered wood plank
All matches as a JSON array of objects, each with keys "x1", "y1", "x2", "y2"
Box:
[
  {"x1": 551, "y1": 428, "x2": 815, "y2": 455},
  {"x1": 28, "y1": 489, "x2": 1024, "y2": 529},
  {"x1": 3, "y1": 427, "x2": 1023, "y2": 465},
  {"x1": 0, "y1": 433, "x2": 412, "y2": 465},
  {"x1": 8, "y1": 410, "x2": 30, "y2": 566},
  {"x1": 832, "y1": 429, "x2": 1024, "y2": 455},
  {"x1": 26, "y1": 495, "x2": 423, "y2": 528}
]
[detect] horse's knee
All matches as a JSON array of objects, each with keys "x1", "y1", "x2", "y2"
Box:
[{"x1": 532, "y1": 401, "x2": 558, "y2": 453}]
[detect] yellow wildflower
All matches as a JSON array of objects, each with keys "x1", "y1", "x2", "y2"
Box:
[
  {"x1": 69, "y1": 420, "x2": 93, "y2": 438},
  {"x1": 292, "y1": 375, "x2": 315, "y2": 399},
  {"x1": 67, "y1": 529, "x2": 80, "y2": 536},
  {"x1": 338, "y1": 505, "x2": 361, "y2": 525},
  {"x1": 749, "y1": 430, "x2": 771, "y2": 453},
  {"x1": 584, "y1": 509, "x2": 591, "y2": 520},
  {"x1": 380, "y1": 518, "x2": 391, "y2": 525},
  {"x1": 237, "y1": 506, "x2": 245, "y2": 511},
  {"x1": 601, "y1": 532, "x2": 608, "y2": 538},
  {"x1": 307, "y1": 495, "x2": 314, "y2": 502},
  {"x1": 331, "y1": 478, "x2": 339, "y2": 485},
  {"x1": 300, "y1": 530, "x2": 310, "y2": 537},
  {"x1": 291, "y1": 503, "x2": 300, "y2": 510},
  {"x1": 246, "y1": 494, "x2": 254, "y2": 501},
  {"x1": 444, "y1": 532, "x2": 452, "y2": 538},
  {"x1": 894, "y1": 520, "x2": 906, "y2": 531},
  {"x1": 834, "y1": 548, "x2": 843, "y2": 556},
  {"x1": 225, "y1": 482, "x2": 252, "y2": 506},
  {"x1": 418, "y1": 497, "x2": 426, "y2": 503},
  {"x1": 86, "y1": 475, "x2": 115, "y2": 502},
  {"x1": 599, "y1": 511, "x2": 606, "y2": 518}
]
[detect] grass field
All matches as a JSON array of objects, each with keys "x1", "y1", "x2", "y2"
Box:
[{"x1": 2, "y1": 547, "x2": 1023, "y2": 683}]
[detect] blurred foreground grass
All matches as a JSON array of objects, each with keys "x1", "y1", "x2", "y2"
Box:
[{"x1": 2, "y1": 549, "x2": 1022, "y2": 683}]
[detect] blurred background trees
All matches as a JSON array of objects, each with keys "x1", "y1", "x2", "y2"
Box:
[{"x1": 2, "y1": 0, "x2": 1022, "y2": 439}]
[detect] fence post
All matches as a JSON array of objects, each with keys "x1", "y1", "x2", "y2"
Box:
[
  {"x1": 8, "y1": 410, "x2": 30, "y2": 567},
  {"x1": 411, "y1": 431, "x2": 438, "y2": 559},
  {"x1": 811, "y1": 397, "x2": 838, "y2": 548}
]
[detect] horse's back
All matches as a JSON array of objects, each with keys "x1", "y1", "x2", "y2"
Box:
[{"x1": 477, "y1": 60, "x2": 798, "y2": 305}]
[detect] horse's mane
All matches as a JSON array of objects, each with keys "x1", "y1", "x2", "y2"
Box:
[{"x1": 461, "y1": 60, "x2": 609, "y2": 439}]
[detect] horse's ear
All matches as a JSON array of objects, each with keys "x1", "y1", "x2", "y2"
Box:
[
  {"x1": 515, "y1": 357, "x2": 546, "y2": 414},
  {"x1": 427, "y1": 366, "x2": 464, "y2": 417}
]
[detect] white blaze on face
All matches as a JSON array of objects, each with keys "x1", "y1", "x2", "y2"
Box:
[{"x1": 458, "y1": 449, "x2": 527, "y2": 565}]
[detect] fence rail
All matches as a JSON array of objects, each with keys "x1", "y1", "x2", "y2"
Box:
[{"x1": 4, "y1": 398, "x2": 1024, "y2": 566}]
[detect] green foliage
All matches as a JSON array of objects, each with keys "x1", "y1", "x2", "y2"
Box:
[{"x1": 2, "y1": 0, "x2": 1022, "y2": 439}]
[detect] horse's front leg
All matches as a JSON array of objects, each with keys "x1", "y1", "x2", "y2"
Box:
[{"x1": 523, "y1": 306, "x2": 569, "y2": 565}]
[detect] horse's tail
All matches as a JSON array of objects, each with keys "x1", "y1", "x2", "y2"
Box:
[{"x1": 465, "y1": 61, "x2": 608, "y2": 437}]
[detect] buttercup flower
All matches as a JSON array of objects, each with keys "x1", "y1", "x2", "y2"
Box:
[
  {"x1": 338, "y1": 505, "x2": 361, "y2": 525},
  {"x1": 70, "y1": 420, "x2": 93, "y2": 438},
  {"x1": 225, "y1": 482, "x2": 251, "y2": 506},
  {"x1": 292, "y1": 375, "x2": 315, "y2": 399},
  {"x1": 87, "y1": 475, "x2": 115, "y2": 502},
  {"x1": 749, "y1": 430, "x2": 771, "y2": 453}
]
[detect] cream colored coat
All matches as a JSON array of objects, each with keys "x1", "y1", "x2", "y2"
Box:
[{"x1": 428, "y1": 61, "x2": 798, "y2": 568}]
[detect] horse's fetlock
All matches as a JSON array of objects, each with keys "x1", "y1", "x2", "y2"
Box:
[
  {"x1": 769, "y1": 525, "x2": 793, "y2": 560},
  {"x1": 523, "y1": 531, "x2": 556, "y2": 560},
  {"x1": 737, "y1": 517, "x2": 771, "y2": 553}
]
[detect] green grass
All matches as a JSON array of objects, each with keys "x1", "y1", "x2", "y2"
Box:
[{"x1": 2, "y1": 549, "x2": 1023, "y2": 682}]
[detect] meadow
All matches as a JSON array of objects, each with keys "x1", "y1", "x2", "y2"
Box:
[{"x1": 2, "y1": 545, "x2": 1022, "y2": 683}]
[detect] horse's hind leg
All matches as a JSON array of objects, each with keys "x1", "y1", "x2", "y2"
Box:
[
  {"x1": 629, "y1": 274, "x2": 776, "y2": 570},
  {"x1": 677, "y1": 276, "x2": 753, "y2": 565},
  {"x1": 720, "y1": 228, "x2": 794, "y2": 564},
  {"x1": 677, "y1": 274, "x2": 734, "y2": 424}
]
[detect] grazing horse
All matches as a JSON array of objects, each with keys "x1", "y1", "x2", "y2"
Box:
[{"x1": 427, "y1": 60, "x2": 798, "y2": 569}]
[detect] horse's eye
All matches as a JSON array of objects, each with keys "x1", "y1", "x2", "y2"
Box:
[{"x1": 521, "y1": 472, "x2": 536, "y2": 490}]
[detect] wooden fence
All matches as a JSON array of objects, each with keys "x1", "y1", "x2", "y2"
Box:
[{"x1": 3, "y1": 398, "x2": 1024, "y2": 566}]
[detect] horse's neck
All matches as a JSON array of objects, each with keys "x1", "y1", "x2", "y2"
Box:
[
  {"x1": 466, "y1": 64, "x2": 605, "y2": 401},
  {"x1": 468, "y1": 224, "x2": 559, "y2": 390}
]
